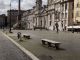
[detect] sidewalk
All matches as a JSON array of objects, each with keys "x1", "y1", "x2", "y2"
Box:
[{"x1": 4, "y1": 30, "x2": 80, "y2": 60}]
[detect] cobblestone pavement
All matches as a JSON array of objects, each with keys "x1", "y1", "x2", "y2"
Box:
[
  {"x1": 8, "y1": 30, "x2": 80, "y2": 60},
  {"x1": 0, "y1": 31, "x2": 31, "y2": 60}
]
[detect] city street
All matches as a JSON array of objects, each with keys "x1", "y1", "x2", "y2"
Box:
[
  {"x1": 0, "y1": 31, "x2": 30, "y2": 60},
  {"x1": 9, "y1": 30, "x2": 80, "y2": 60},
  {"x1": 0, "y1": 0, "x2": 80, "y2": 60}
]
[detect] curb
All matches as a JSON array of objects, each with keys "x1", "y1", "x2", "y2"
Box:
[{"x1": 1, "y1": 31, "x2": 39, "y2": 60}]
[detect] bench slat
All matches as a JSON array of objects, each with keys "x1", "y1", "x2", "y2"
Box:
[
  {"x1": 41, "y1": 39, "x2": 62, "y2": 50},
  {"x1": 41, "y1": 39, "x2": 61, "y2": 44},
  {"x1": 22, "y1": 34, "x2": 30, "y2": 36},
  {"x1": 22, "y1": 34, "x2": 30, "y2": 39}
]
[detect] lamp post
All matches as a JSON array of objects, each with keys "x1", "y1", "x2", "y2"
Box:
[
  {"x1": 18, "y1": 0, "x2": 21, "y2": 29},
  {"x1": 9, "y1": 2, "x2": 12, "y2": 33}
]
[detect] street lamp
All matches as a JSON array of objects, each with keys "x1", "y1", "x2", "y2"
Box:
[
  {"x1": 17, "y1": 0, "x2": 21, "y2": 29},
  {"x1": 9, "y1": 2, "x2": 12, "y2": 33}
]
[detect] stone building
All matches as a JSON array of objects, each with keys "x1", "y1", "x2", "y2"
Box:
[
  {"x1": 0, "y1": 14, "x2": 7, "y2": 28},
  {"x1": 47, "y1": 0, "x2": 74, "y2": 31},
  {"x1": 7, "y1": 10, "x2": 26, "y2": 27},
  {"x1": 33, "y1": 0, "x2": 48, "y2": 28},
  {"x1": 22, "y1": 9, "x2": 34, "y2": 29},
  {"x1": 74, "y1": 0, "x2": 80, "y2": 24},
  {"x1": 21, "y1": 0, "x2": 76, "y2": 31},
  {"x1": 60, "y1": 0, "x2": 74, "y2": 31},
  {"x1": 22, "y1": 0, "x2": 48, "y2": 30},
  {"x1": 47, "y1": 0, "x2": 55, "y2": 30}
]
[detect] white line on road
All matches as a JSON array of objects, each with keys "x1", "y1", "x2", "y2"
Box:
[{"x1": 1, "y1": 31, "x2": 39, "y2": 60}]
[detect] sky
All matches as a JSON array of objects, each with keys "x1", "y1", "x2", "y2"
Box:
[{"x1": 0, "y1": 0, "x2": 47, "y2": 15}]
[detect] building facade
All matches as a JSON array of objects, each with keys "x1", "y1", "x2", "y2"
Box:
[
  {"x1": 74, "y1": 0, "x2": 80, "y2": 24},
  {"x1": 60, "y1": 0, "x2": 74, "y2": 31},
  {"x1": 0, "y1": 14, "x2": 7, "y2": 28},
  {"x1": 47, "y1": 0, "x2": 74, "y2": 31},
  {"x1": 47, "y1": 0, "x2": 55, "y2": 30},
  {"x1": 7, "y1": 10, "x2": 26, "y2": 27},
  {"x1": 22, "y1": 0, "x2": 48, "y2": 30},
  {"x1": 22, "y1": 9, "x2": 34, "y2": 29},
  {"x1": 21, "y1": 0, "x2": 79, "y2": 31}
]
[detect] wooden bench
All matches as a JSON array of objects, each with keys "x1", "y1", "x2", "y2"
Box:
[
  {"x1": 41, "y1": 39, "x2": 61, "y2": 50},
  {"x1": 22, "y1": 34, "x2": 30, "y2": 39}
]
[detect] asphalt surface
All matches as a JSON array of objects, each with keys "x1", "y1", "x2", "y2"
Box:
[
  {"x1": 10, "y1": 30, "x2": 80, "y2": 60},
  {"x1": 0, "y1": 31, "x2": 30, "y2": 60}
]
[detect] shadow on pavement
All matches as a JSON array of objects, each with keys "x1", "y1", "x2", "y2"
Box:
[
  {"x1": 39, "y1": 55, "x2": 53, "y2": 60},
  {"x1": 42, "y1": 45, "x2": 66, "y2": 51}
]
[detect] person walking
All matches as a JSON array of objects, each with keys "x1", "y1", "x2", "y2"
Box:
[
  {"x1": 55, "y1": 22, "x2": 59, "y2": 33},
  {"x1": 17, "y1": 32, "x2": 22, "y2": 41}
]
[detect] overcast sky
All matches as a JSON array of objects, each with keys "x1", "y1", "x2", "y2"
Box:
[{"x1": 0, "y1": 0, "x2": 47, "y2": 15}]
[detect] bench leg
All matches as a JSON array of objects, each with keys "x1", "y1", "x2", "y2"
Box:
[
  {"x1": 26, "y1": 36, "x2": 30, "y2": 39},
  {"x1": 48, "y1": 42, "x2": 52, "y2": 47},
  {"x1": 23, "y1": 35, "x2": 25, "y2": 38},
  {"x1": 42, "y1": 40, "x2": 46, "y2": 45},
  {"x1": 55, "y1": 44, "x2": 60, "y2": 50},
  {"x1": 24, "y1": 36, "x2": 30, "y2": 39},
  {"x1": 28, "y1": 36, "x2": 30, "y2": 39}
]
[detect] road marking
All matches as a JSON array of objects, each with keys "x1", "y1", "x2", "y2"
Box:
[{"x1": 1, "y1": 31, "x2": 39, "y2": 60}]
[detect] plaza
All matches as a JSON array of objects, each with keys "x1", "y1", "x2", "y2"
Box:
[
  {"x1": 7, "y1": 30, "x2": 80, "y2": 60},
  {"x1": 0, "y1": 0, "x2": 80, "y2": 60}
]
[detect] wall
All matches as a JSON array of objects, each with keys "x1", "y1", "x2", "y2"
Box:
[{"x1": 74, "y1": 0, "x2": 80, "y2": 24}]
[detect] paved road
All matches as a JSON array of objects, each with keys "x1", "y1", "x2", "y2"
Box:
[
  {"x1": 11, "y1": 30, "x2": 80, "y2": 60},
  {"x1": 0, "y1": 31, "x2": 30, "y2": 60}
]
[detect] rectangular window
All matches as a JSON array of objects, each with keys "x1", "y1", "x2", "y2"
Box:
[
  {"x1": 72, "y1": 13, "x2": 73, "y2": 18},
  {"x1": 50, "y1": 15, "x2": 52, "y2": 26},
  {"x1": 72, "y1": 2, "x2": 74, "y2": 9},
  {"x1": 62, "y1": 4, "x2": 64, "y2": 12},
  {"x1": 62, "y1": 13, "x2": 64, "y2": 18},
  {"x1": 50, "y1": 14, "x2": 52, "y2": 20},
  {"x1": 65, "y1": 13, "x2": 67, "y2": 18},
  {"x1": 65, "y1": 3, "x2": 67, "y2": 10},
  {"x1": 77, "y1": 3, "x2": 80, "y2": 8},
  {"x1": 76, "y1": 11, "x2": 80, "y2": 17},
  {"x1": 50, "y1": 21, "x2": 51, "y2": 26}
]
